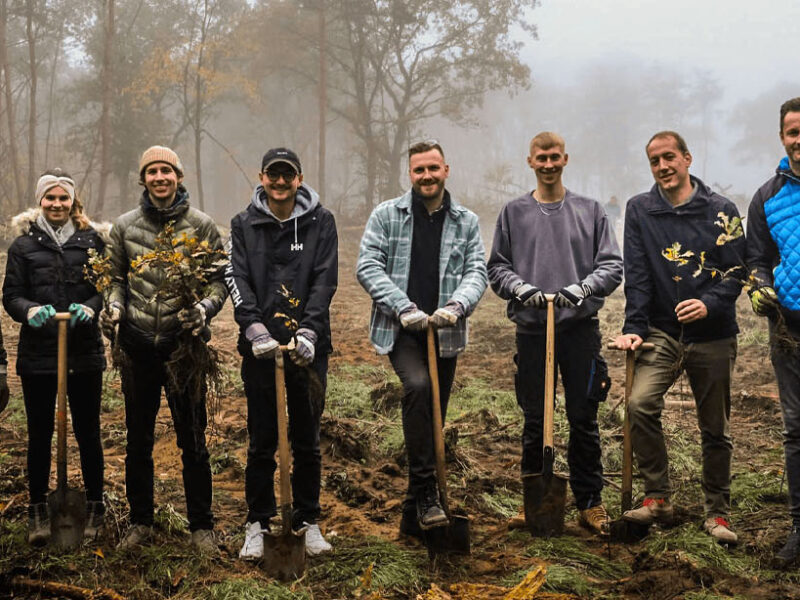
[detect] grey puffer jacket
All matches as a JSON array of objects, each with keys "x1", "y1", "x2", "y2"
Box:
[{"x1": 107, "y1": 187, "x2": 227, "y2": 356}]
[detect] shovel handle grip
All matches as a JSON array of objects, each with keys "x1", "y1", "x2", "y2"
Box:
[{"x1": 605, "y1": 342, "x2": 655, "y2": 351}]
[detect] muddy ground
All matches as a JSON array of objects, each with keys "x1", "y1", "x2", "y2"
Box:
[{"x1": 0, "y1": 226, "x2": 798, "y2": 599}]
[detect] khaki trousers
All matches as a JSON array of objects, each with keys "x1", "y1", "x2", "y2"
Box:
[{"x1": 629, "y1": 328, "x2": 736, "y2": 517}]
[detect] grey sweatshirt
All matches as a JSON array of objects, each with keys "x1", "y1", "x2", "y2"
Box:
[{"x1": 487, "y1": 189, "x2": 623, "y2": 333}]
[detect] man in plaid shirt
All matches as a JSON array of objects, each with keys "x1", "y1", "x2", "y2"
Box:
[{"x1": 357, "y1": 140, "x2": 487, "y2": 535}]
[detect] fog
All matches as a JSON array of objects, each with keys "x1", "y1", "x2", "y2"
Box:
[{"x1": 0, "y1": 0, "x2": 795, "y2": 226}]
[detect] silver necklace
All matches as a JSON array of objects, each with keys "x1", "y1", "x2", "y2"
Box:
[{"x1": 533, "y1": 191, "x2": 566, "y2": 216}]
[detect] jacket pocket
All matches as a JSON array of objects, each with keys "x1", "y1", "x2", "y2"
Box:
[{"x1": 586, "y1": 355, "x2": 611, "y2": 403}]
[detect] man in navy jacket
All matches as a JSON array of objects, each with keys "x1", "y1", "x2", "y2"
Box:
[
  {"x1": 227, "y1": 148, "x2": 338, "y2": 559},
  {"x1": 615, "y1": 131, "x2": 744, "y2": 545},
  {"x1": 746, "y1": 97, "x2": 800, "y2": 568}
]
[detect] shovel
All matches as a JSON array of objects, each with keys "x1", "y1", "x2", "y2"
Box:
[
  {"x1": 422, "y1": 323, "x2": 470, "y2": 556},
  {"x1": 523, "y1": 294, "x2": 569, "y2": 537},
  {"x1": 606, "y1": 341, "x2": 654, "y2": 542},
  {"x1": 262, "y1": 346, "x2": 307, "y2": 580},
  {"x1": 48, "y1": 312, "x2": 86, "y2": 548}
]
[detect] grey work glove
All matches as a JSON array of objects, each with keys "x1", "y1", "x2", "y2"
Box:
[
  {"x1": 555, "y1": 283, "x2": 593, "y2": 309},
  {"x1": 514, "y1": 283, "x2": 546, "y2": 309},
  {"x1": 0, "y1": 366, "x2": 8, "y2": 415},
  {"x1": 179, "y1": 301, "x2": 208, "y2": 336},
  {"x1": 27, "y1": 305, "x2": 56, "y2": 328},
  {"x1": 245, "y1": 322, "x2": 279, "y2": 359},
  {"x1": 100, "y1": 302, "x2": 123, "y2": 340},
  {"x1": 431, "y1": 300, "x2": 465, "y2": 329},
  {"x1": 399, "y1": 305, "x2": 429, "y2": 331},
  {"x1": 289, "y1": 328, "x2": 317, "y2": 367}
]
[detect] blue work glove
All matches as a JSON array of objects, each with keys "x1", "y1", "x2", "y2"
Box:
[
  {"x1": 431, "y1": 300, "x2": 465, "y2": 329},
  {"x1": 514, "y1": 283, "x2": 546, "y2": 309},
  {"x1": 245, "y1": 322, "x2": 279, "y2": 359},
  {"x1": 290, "y1": 328, "x2": 317, "y2": 367},
  {"x1": 555, "y1": 283, "x2": 593, "y2": 309},
  {"x1": 27, "y1": 305, "x2": 56, "y2": 328},
  {"x1": 68, "y1": 303, "x2": 95, "y2": 327},
  {"x1": 399, "y1": 305, "x2": 429, "y2": 331}
]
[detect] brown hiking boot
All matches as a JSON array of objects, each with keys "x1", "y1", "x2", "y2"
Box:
[
  {"x1": 579, "y1": 504, "x2": 610, "y2": 536},
  {"x1": 622, "y1": 497, "x2": 673, "y2": 526},
  {"x1": 703, "y1": 517, "x2": 738, "y2": 545}
]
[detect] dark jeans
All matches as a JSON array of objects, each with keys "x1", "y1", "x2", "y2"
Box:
[
  {"x1": 242, "y1": 353, "x2": 328, "y2": 529},
  {"x1": 515, "y1": 319, "x2": 610, "y2": 509},
  {"x1": 121, "y1": 355, "x2": 213, "y2": 532},
  {"x1": 22, "y1": 371, "x2": 104, "y2": 504},
  {"x1": 771, "y1": 319, "x2": 800, "y2": 526},
  {"x1": 389, "y1": 330, "x2": 458, "y2": 499}
]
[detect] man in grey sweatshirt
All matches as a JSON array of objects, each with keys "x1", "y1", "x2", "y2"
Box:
[{"x1": 487, "y1": 131, "x2": 623, "y2": 535}]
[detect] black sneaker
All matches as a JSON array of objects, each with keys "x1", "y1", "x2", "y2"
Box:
[
  {"x1": 416, "y1": 487, "x2": 448, "y2": 530},
  {"x1": 84, "y1": 501, "x2": 105, "y2": 540},
  {"x1": 27, "y1": 503, "x2": 50, "y2": 546},
  {"x1": 774, "y1": 527, "x2": 800, "y2": 570}
]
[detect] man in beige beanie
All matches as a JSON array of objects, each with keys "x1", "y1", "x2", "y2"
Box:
[{"x1": 102, "y1": 145, "x2": 227, "y2": 554}]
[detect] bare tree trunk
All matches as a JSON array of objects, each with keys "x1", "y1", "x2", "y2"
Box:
[
  {"x1": 96, "y1": 0, "x2": 114, "y2": 218},
  {"x1": 43, "y1": 29, "x2": 62, "y2": 166},
  {"x1": 0, "y1": 0, "x2": 23, "y2": 212},
  {"x1": 317, "y1": 3, "x2": 326, "y2": 200},
  {"x1": 25, "y1": 0, "x2": 37, "y2": 205},
  {"x1": 192, "y1": 0, "x2": 209, "y2": 212}
]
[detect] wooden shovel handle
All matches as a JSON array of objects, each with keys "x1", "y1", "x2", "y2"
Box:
[
  {"x1": 543, "y1": 296, "x2": 556, "y2": 450},
  {"x1": 427, "y1": 323, "x2": 450, "y2": 514},
  {"x1": 274, "y1": 346, "x2": 292, "y2": 523},
  {"x1": 604, "y1": 341, "x2": 654, "y2": 512},
  {"x1": 54, "y1": 313, "x2": 70, "y2": 486}
]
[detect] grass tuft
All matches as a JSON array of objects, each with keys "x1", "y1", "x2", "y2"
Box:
[
  {"x1": 525, "y1": 537, "x2": 630, "y2": 580},
  {"x1": 203, "y1": 577, "x2": 311, "y2": 600},
  {"x1": 644, "y1": 524, "x2": 755, "y2": 576}
]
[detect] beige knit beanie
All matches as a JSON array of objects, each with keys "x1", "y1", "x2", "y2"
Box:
[{"x1": 139, "y1": 145, "x2": 183, "y2": 177}]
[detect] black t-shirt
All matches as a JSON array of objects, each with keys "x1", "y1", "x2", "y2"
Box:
[{"x1": 406, "y1": 190, "x2": 450, "y2": 315}]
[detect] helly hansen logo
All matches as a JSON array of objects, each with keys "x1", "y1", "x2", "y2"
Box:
[{"x1": 291, "y1": 243, "x2": 303, "y2": 251}]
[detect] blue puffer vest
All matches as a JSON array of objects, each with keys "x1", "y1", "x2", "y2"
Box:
[{"x1": 765, "y1": 157, "x2": 800, "y2": 310}]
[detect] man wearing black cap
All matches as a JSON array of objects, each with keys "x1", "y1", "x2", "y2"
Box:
[{"x1": 226, "y1": 147, "x2": 338, "y2": 559}]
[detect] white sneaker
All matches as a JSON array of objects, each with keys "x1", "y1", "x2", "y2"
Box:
[
  {"x1": 303, "y1": 522, "x2": 332, "y2": 556},
  {"x1": 239, "y1": 521, "x2": 267, "y2": 560}
]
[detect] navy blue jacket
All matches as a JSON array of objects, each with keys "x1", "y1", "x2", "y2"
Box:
[
  {"x1": 227, "y1": 186, "x2": 338, "y2": 357},
  {"x1": 622, "y1": 177, "x2": 744, "y2": 343}
]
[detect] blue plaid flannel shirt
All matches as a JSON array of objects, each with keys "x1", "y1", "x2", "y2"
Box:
[{"x1": 356, "y1": 191, "x2": 487, "y2": 357}]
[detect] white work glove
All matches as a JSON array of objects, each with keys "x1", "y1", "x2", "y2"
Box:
[
  {"x1": 514, "y1": 283, "x2": 546, "y2": 309},
  {"x1": 179, "y1": 301, "x2": 208, "y2": 336},
  {"x1": 554, "y1": 283, "x2": 593, "y2": 308},
  {"x1": 289, "y1": 328, "x2": 317, "y2": 367},
  {"x1": 399, "y1": 305, "x2": 429, "y2": 331},
  {"x1": 245, "y1": 322, "x2": 279, "y2": 359},
  {"x1": 430, "y1": 300, "x2": 465, "y2": 329},
  {"x1": 100, "y1": 302, "x2": 124, "y2": 339}
]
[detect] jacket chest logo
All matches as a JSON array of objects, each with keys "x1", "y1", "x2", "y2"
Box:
[{"x1": 291, "y1": 242, "x2": 303, "y2": 251}]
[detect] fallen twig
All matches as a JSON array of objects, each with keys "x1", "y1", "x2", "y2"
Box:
[{"x1": 9, "y1": 575, "x2": 126, "y2": 600}]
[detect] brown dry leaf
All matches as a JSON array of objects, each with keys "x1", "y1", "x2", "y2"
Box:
[
  {"x1": 417, "y1": 583, "x2": 453, "y2": 600},
  {"x1": 93, "y1": 547, "x2": 105, "y2": 559},
  {"x1": 503, "y1": 564, "x2": 546, "y2": 600}
]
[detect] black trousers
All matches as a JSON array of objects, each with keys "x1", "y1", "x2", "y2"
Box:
[
  {"x1": 22, "y1": 370, "x2": 104, "y2": 504},
  {"x1": 515, "y1": 318, "x2": 610, "y2": 509},
  {"x1": 242, "y1": 353, "x2": 328, "y2": 529},
  {"x1": 121, "y1": 355, "x2": 213, "y2": 532},
  {"x1": 389, "y1": 330, "x2": 458, "y2": 499}
]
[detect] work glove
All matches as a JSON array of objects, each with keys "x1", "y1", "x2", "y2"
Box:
[
  {"x1": 749, "y1": 286, "x2": 779, "y2": 316},
  {"x1": 0, "y1": 366, "x2": 8, "y2": 415},
  {"x1": 289, "y1": 328, "x2": 317, "y2": 367},
  {"x1": 514, "y1": 283, "x2": 546, "y2": 309},
  {"x1": 431, "y1": 300, "x2": 465, "y2": 329},
  {"x1": 100, "y1": 302, "x2": 123, "y2": 339},
  {"x1": 68, "y1": 303, "x2": 95, "y2": 327},
  {"x1": 399, "y1": 305, "x2": 429, "y2": 331},
  {"x1": 555, "y1": 283, "x2": 593, "y2": 309},
  {"x1": 27, "y1": 305, "x2": 56, "y2": 328},
  {"x1": 178, "y1": 301, "x2": 207, "y2": 336},
  {"x1": 245, "y1": 322, "x2": 279, "y2": 359}
]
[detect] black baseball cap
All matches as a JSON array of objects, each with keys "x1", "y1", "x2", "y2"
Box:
[{"x1": 261, "y1": 147, "x2": 302, "y2": 174}]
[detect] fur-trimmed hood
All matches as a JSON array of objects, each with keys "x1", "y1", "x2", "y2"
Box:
[{"x1": 9, "y1": 208, "x2": 112, "y2": 243}]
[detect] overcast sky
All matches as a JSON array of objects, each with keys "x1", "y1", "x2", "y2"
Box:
[{"x1": 528, "y1": 0, "x2": 797, "y2": 106}]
